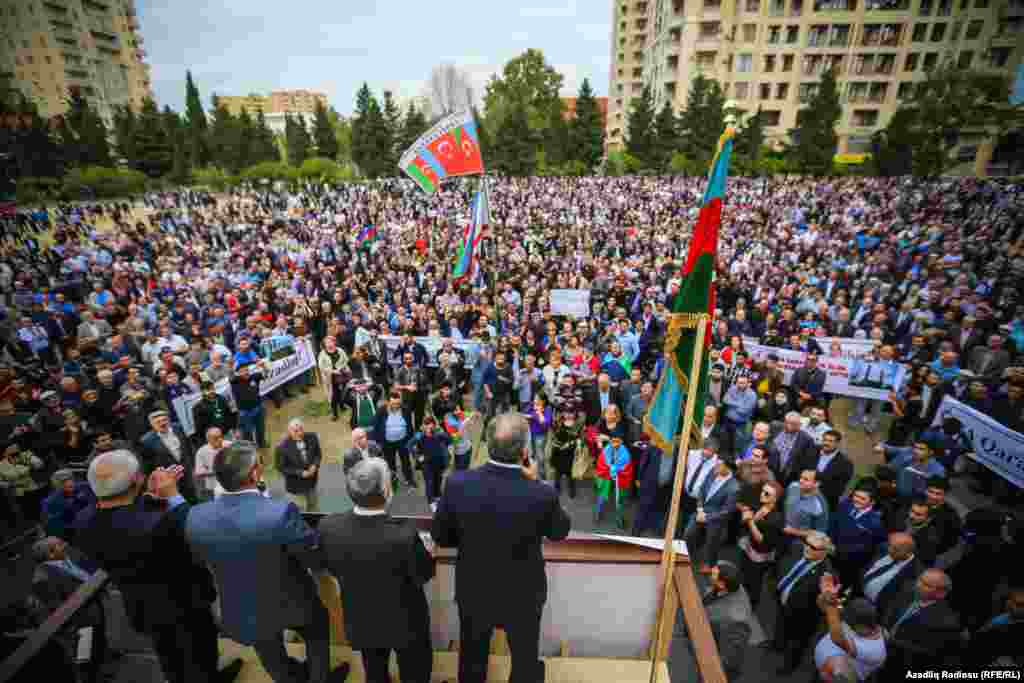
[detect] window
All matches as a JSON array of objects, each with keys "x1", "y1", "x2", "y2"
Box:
[
  {"x1": 950, "y1": 20, "x2": 962, "y2": 39},
  {"x1": 830, "y1": 24, "x2": 851, "y2": 45},
  {"x1": 974, "y1": 0, "x2": 988, "y2": 7},
  {"x1": 763, "y1": 110, "x2": 782, "y2": 126},
  {"x1": 743, "y1": 23, "x2": 757, "y2": 41},
  {"x1": 760, "y1": 83, "x2": 772, "y2": 99},
  {"x1": 768, "y1": 24, "x2": 782, "y2": 42},
  {"x1": 847, "y1": 82, "x2": 868, "y2": 101},
  {"x1": 699, "y1": 21, "x2": 721, "y2": 38},
  {"x1": 957, "y1": 50, "x2": 973, "y2": 68},
  {"x1": 922, "y1": 51, "x2": 939, "y2": 69},
  {"x1": 897, "y1": 81, "x2": 915, "y2": 98},
  {"x1": 905, "y1": 52, "x2": 919, "y2": 70},
  {"x1": 770, "y1": 0, "x2": 786, "y2": 14},
  {"x1": 799, "y1": 82, "x2": 820, "y2": 101},
  {"x1": 852, "y1": 110, "x2": 879, "y2": 126},
  {"x1": 786, "y1": 25, "x2": 799, "y2": 43},
  {"x1": 736, "y1": 53, "x2": 753, "y2": 71},
  {"x1": 764, "y1": 54, "x2": 777, "y2": 71},
  {"x1": 868, "y1": 82, "x2": 888, "y2": 101},
  {"x1": 776, "y1": 82, "x2": 790, "y2": 99},
  {"x1": 987, "y1": 46, "x2": 1011, "y2": 67},
  {"x1": 782, "y1": 54, "x2": 795, "y2": 71},
  {"x1": 962, "y1": 18, "x2": 982, "y2": 38},
  {"x1": 792, "y1": 0, "x2": 804, "y2": 15},
  {"x1": 22, "y1": 40, "x2": 30, "y2": 49},
  {"x1": 912, "y1": 23, "x2": 928, "y2": 41},
  {"x1": 930, "y1": 22, "x2": 946, "y2": 40},
  {"x1": 937, "y1": 0, "x2": 951, "y2": 14},
  {"x1": 808, "y1": 24, "x2": 829, "y2": 46},
  {"x1": 45, "y1": 56, "x2": 52, "y2": 64},
  {"x1": 735, "y1": 82, "x2": 750, "y2": 99},
  {"x1": 847, "y1": 135, "x2": 873, "y2": 153},
  {"x1": 696, "y1": 51, "x2": 718, "y2": 69},
  {"x1": 862, "y1": 23, "x2": 902, "y2": 45},
  {"x1": 746, "y1": 0, "x2": 761, "y2": 10},
  {"x1": 919, "y1": 0, "x2": 933, "y2": 14},
  {"x1": 705, "y1": 0, "x2": 722, "y2": 7}
]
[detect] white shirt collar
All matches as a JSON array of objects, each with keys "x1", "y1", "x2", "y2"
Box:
[
  {"x1": 488, "y1": 459, "x2": 523, "y2": 470},
  {"x1": 353, "y1": 505, "x2": 388, "y2": 516},
  {"x1": 220, "y1": 487, "x2": 262, "y2": 496}
]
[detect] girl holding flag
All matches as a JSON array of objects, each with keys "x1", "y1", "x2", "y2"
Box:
[{"x1": 595, "y1": 434, "x2": 634, "y2": 529}]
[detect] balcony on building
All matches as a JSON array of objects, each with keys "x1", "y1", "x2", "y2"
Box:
[
  {"x1": 861, "y1": 23, "x2": 903, "y2": 45},
  {"x1": 703, "y1": 0, "x2": 722, "y2": 16},
  {"x1": 769, "y1": 0, "x2": 786, "y2": 15},
  {"x1": 50, "y1": 17, "x2": 75, "y2": 30},
  {"x1": 992, "y1": 17, "x2": 1022, "y2": 42},
  {"x1": 1006, "y1": 0, "x2": 1024, "y2": 16},
  {"x1": 814, "y1": 0, "x2": 857, "y2": 11},
  {"x1": 851, "y1": 109, "x2": 880, "y2": 127},
  {"x1": 865, "y1": 0, "x2": 910, "y2": 9},
  {"x1": 698, "y1": 20, "x2": 722, "y2": 41},
  {"x1": 694, "y1": 50, "x2": 718, "y2": 71},
  {"x1": 673, "y1": 0, "x2": 686, "y2": 14},
  {"x1": 636, "y1": 1, "x2": 649, "y2": 12},
  {"x1": 807, "y1": 24, "x2": 829, "y2": 45},
  {"x1": 42, "y1": 0, "x2": 69, "y2": 12},
  {"x1": 667, "y1": 54, "x2": 680, "y2": 70},
  {"x1": 90, "y1": 28, "x2": 119, "y2": 43},
  {"x1": 791, "y1": 0, "x2": 805, "y2": 15},
  {"x1": 83, "y1": 0, "x2": 111, "y2": 11},
  {"x1": 636, "y1": 18, "x2": 648, "y2": 30},
  {"x1": 665, "y1": 81, "x2": 677, "y2": 99},
  {"x1": 669, "y1": 27, "x2": 683, "y2": 44}
]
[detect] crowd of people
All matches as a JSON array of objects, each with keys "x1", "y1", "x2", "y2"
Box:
[{"x1": 0, "y1": 173, "x2": 1022, "y2": 682}]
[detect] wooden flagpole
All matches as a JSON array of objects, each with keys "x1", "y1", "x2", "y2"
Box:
[{"x1": 648, "y1": 313, "x2": 725, "y2": 683}]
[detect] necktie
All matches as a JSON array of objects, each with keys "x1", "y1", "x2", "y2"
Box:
[
  {"x1": 686, "y1": 458, "x2": 709, "y2": 496},
  {"x1": 777, "y1": 558, "x2": 809, "y2": 597},
  {"x1": 862, "y1": 556, "x2": 894, "y2": 584},
  {"x1": 892, "y1": 600, "x2": 922, "y2": 632}
]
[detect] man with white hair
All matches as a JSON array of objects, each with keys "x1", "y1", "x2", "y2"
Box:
[
  {"x1": 769, "y1": 530, "x2": 835, "y2": 675},
  {"x1": 341, "y1": 427, "x2": 382, "y2": 475},
  {"x1": 319, "y1": 458, "x2": 435, "y2": 683},
  {"x1": 73, "y1": 450, "x2": 240, "y2": 683},
  {"x1": 274, "y1": 418, "x2": 323, "y2": 512}
]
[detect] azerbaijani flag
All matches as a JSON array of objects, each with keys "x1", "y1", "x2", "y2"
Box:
[
  {"x1": 356, "y1": 224, "x2": 377, "y2": 250},
  {"x1": 643, "y1": 126, "x2": 734, "y2": 453},
  {"x1": 452, "y1": 180, "x2": 488, "y2": 285}
]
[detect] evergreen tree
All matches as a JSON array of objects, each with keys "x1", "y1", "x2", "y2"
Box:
[
  {"x1": 493, "y1": 99, "x2": 537, "y2": 176},
  {"x1": 112, "y1": 105, "x2": 136, "y2": 165},
  {"x1": 542, "y1": 100, "x2": 570, "y2": 168},
  {"x1": 569, "y1": 77, "x2": 605, "y2": 170},
  {"x1": 184, "y1": 71, "x2": 209, "y2": 167},
  {"x1": 208, "y1": 101, "x2": 238, "y2": 171},
  {"x1": 788, "y1": 68, "x2": 841, "y2": 175},
  {"x1": 253, "y1": 109, "x2": 279, "y2": 164},
  {"x1": 131, "y1": 98, "x2": 173, "y2": 177},
  {"x1": 625, "y1": 84, "x2": 656, "y2": 168},
  {"x1": 471, "y1": 105, "x2": 490, "y2": 162},
  {"x1": 162, "y1": 105, "x2": 180, "y2": 141},
  {"x1": 236, "y1": 107, "x2": 254, "y2": 171},
  {"x1": 170, "y1": 127, "x2": 190, "y2": 184},
  {"x1": 650, "y1": 100, "x2": 678, "y2": 172},
  {"x1": 351, "y1": 83, "x2": 376, "y2": 174},
  {"x1": 397, "y1": 102, "x2": 429, "y2": 159},
  {"x1": 870, "y1": 107, "x2": 915, "y2": 176},
  {"x1": 312, "y1": 100, "x2": 338, "y2": 160},
  {"x1": 61, "y1": 91, "x2": 111, "y2": 168},
  {"x1": 735, "y1": 107, "x2": 765, "y2": 170},
  {"x1": 678, "y1": 74, "x2": 727, "y2": 172},
  {"x1": 0, "y1": 94, "x2": 64, "y2": 178},
  {"x1": 380, "y1": 90, "x2": 402, "y2": 174},
  {"x1": 285, "y1": 113, "x2": 311, "y2": 167}
]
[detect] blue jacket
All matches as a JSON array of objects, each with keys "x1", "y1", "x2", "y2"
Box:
[
  {"x1": 830, "y1": 498, "x2": 886, "y2": 557},
  {"x1": 185, "y1": 493, "x2": 324, "y2": 645}
]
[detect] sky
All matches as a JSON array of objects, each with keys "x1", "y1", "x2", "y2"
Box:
[{"x1": 140, "y1": 0, "x2": 612, "y2": 116}]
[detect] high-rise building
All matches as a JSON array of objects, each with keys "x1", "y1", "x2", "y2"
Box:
[
  {"x1": 561, "y1": 96, "x2": 611, "y2": 126},
  {"x1": 0, "y1": 0, "x2": 153, "y2": 126},
  {"x1": 213, "y1": 90, "x2": 329, "y2": 133},
  {"x1": 607, "y1": 0, "x2": 1023, "y2": 162}
]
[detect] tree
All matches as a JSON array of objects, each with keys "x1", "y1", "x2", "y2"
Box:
[
  {"x1": 788, "y1": 68, "x2": 841, "y2": 175},
  {"x1": 131, "y1": 98, "x2": 173, "y2": 177},
  {"x1": 471, "y1": 105, "x2": 491, "y2": 163},
  {"x1": 569, "y1": 77, "x2": 605, "y2": 170},
  {"x1": 427, "y1": 63, "x2": 473, "y2": 117},
  {"x1": 350, "y1": 83, "x2": 389, "y2": 177},
  {"x1": 492, "y1": 99, "x2": 537, "y2": 176},
  {"x1": 284, "y1": 113, "x2": 312, "y2": 167},
  {"x1": 170, "y1": 126, "x2": 190, "y2": 184},
  {"x1": 382, "y1": 90, "x2": 402, "y2": 172},
  {"x1": 0, "y1": 93, "x2": 64, "y2": 179},
  {"x1": 484, "y1": 49, "x2": 564, "y2": 132},
  {"x1": 651, "y1": 100, "x2": 679, "y2": 172},
  {"x1": 61, "y1": 91, "x2": 111, "y2": 168},
  {"x1": 235, "y1": 107, "x2": 254, "y2": 171},
  {"x1": 328, "y1": 108, "x2": 352, "y2": 162},
  {"x1": 184, "y1": 71, "x2": 209, "y2": 167},
  {"x1": 678, "y1": 74, "x2": 727, "y2": 172},
  {"x1": 111, "y1": 104, "x2": 136, "y2": 165},
  {"x1": 397, "y1": 102, "x2": 429, "y2": 159},
  {"x1": 312, "y1": 99, "x2": 338, "y2": 160},
  {"x1": 881, "y1": 64, "x2": 1013, "y2": 176},
  {"x1": 625, "y1": 84, "x2": 656, "y2": 169},
  {"x1": 208, "y1": 100, "x2": 238, "y2": 171},
  {"x1": 870, "y1": 107, "x2": 914, "y2": 176},
  {"x1": 542, "y1": 99, "x2": 570, "y2": 167},
  {"x1": 252, "y1": 109, "x2": 279, "y2": 164},
  {"x1": 735, "y1": 107, "x2": 765, "y2": 172}
]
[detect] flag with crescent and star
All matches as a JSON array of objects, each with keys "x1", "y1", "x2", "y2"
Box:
[
  {"x1": 399, "y1": 109, "x2": 485, "y2": 194},
  {"x1": 643, "y1": 125, "x2": 734, "y2": 454}
]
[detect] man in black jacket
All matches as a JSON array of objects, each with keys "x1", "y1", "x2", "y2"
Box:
[
  {"x1": 273, "y1": 418, "x2": 322, "y2": 512},
  {"x1": 320, "y1": 457, "x2": 434, "y2": 683},
  {"x1": 881, "y1": 569, "x2": 962, "y2": 676},
  {"x1": 138, "y1": 410, "x2": 198, "y2": 503},
  {"x1": 191, "y1": 381, "x2": 237, "y2": 448},
  {"x1": 432, "y1": 414, "x2": 571, "y2": 683},
  {"x1": 73, "y1": 451, "x2": 241, "y2": 683},
  {"x1": 769, "y1": 530, "x2": 834, "y2": 675}
]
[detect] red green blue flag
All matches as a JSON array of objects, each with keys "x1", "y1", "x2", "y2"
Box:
[
  {"x1": 356, "y1": 224, "x2": 377, "y2": 250},
  {"x1": 452, "y1": 180, "x2": 488, "y2": 285},
  {"x1": 399, "y1": 110, "x2": 484, "y2": 194}
]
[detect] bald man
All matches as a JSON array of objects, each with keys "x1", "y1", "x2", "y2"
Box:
[
  {"x1": 74, "y1": 451, "x2": 240, "y2": 683},
  {"x1": 342, "y1": 427, "x2": 383, "y2": 474},
  {"x1": 857, "y1": 532, "x2": 923, "y2": 617}
]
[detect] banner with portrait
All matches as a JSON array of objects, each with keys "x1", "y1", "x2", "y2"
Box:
[
  {"x1": 930, "y1": 396, "x2": 1024, "y2": 488},
  {"x1": 375, "y1": 334, "x2": 483, "y2": 369},
  {"x1": 743, "y1": 336, "x2": 877, "y2": 360},
  {"x1": 744, "y1": 342, "x2": 905, "y2": 402}
]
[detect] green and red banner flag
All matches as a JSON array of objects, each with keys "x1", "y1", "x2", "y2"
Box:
[
  {"x1": 452, "y1": 179, "x2": 488, "y2": 285},
  {"x1": 355, "y1": 224, "x2": 377, "y2": 250},
  {"x1": 643, "y1": 126, "x2": 735, "y2": 453},
  {"x1": 399, "y1": 109, "x2": 484, "y2": 194}
]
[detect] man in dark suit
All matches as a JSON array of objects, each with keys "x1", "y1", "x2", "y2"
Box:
[
  {"x1": 341, "y1": 427, "x2": 383, "y2": 474},
  {"x1": 768, "y1": 412, "x2": 819, "y2": 485},
  {"x1": 631, "y1": 440, "x2": 674, "y2": 537},
  {"x1": 678, "y1": 437, "x2": 721, "y2": 537},
  {"x1": 881, "y1": 569, "x2": 962, "y2": 676},
  {"x1": 320, "y1": 457, "x2": 434, "y2": 683},
  {"x1": 684, "y1": 454, "x2": 739, "y2": 573},
  {"x1": 582, "y1": 373, "x2": 623, "y2": 425},
  {"x1": 790, "y1": 352, "x2": 827, "y2": 410},
  {"x1": 73, "y1": 451, "x2": 241, "y2": 683},
  {"x1": 372, "y1": 392, "x2": 416, "y2": 488},
  {"x1": 138, "y1": 409, "x2": 198, "y2": 502},
  {"x1": 186, "y1": 441, "x2": 347, "y2": 683},
  {"x1": 273, "y1": 418, "x2": 323, "y2": 512},
  {"x1": 769, "y1": 530, "x2": 834, "y2": 674},
  {"x1": 432, "y1": 414, "x2": 571, "y2": 683},
  {"x1": 809, "y1": 430, "x2": 854, "y2": 512},
  {"x1": 191, "y1": 381, "x2": 237, "y2": 448},
  {"x1": 857, "y1": 532, "x2": 923, "y2": 617}
]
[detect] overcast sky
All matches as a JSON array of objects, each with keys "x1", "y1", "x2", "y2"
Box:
[{"x1": 140, "y1": 0, "x2": 612, "y2": 115}]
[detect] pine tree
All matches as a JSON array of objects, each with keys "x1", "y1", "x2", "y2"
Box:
[
  {"x1": 651, "y1": 100, "x2": 678, "y2": 172},
  {"x1": 253, "y1": 109, "x2": 279, "y2": 163},
  {"x1": 285, "y1": 113, "x2": 311, "y2": 167},
  {"x1": 382, "y1": 90, "x2": 402, "y2": 172},
  {"x1": 789, "y1": 68, "x2": 841, "y2": 176},
  {"x1": 236, "y1": 107, "x2": 254, "y2": 171},
  {"x1": 397, "y1": 102, "x2": 429, "y2": 158},
  {"x1": 625, "y1": 84, "x2": 656, "y2": 169},
  {"x1": 61, "y1": 91, "x2": 112, "y2": 168},
  {"x1": 208, "y1": 100, "x2": 238, "y2": 171},
  {"x1": 112, "y1": 105, "x2": 136, "y2": 165},
  {"x1": 311, "y1": 100, "x2": 338, "y2": 160},
  {"x1": 543, "y1": 100, "x2": 570, "y2": 168},
  {"x1": 493, "y1": 99, "x2": 537, "y2": 176},
  {"x1": 351, "y1": 83, "x2": 377, "y2": 175},
  {"x1": 569, "y1": 77, "x2": 605, "y2": 171},
  {"x1": 131, "y1": 98, "x2": 173, "y2": 177},
  {"x1": 170, "y1": 127, "x2": 190, "y2": 184},
  {"x1": 736, "y1": 107, "x2": 765, "y2": 170},
  {"x1": 184, "y1": 71, "x2": 209, "y2": 167},
  {"x1": 678, "y1": 74, "x2": 727, "y2": 172}
]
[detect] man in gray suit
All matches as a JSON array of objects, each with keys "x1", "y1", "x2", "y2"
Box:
[
  {"x1": 684, "y1": 454, "x2": 739, "y2": 574},
  {"x1": 185, "y1": 441, "x2": 349, "y2": 683},
  {"x1": 341, "y1": 428, "x2": 383, "y2": 475}
]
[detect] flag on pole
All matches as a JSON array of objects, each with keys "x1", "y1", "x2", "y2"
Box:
[
  {"x1": 355, "y1": 224, "x2": 377, "y2": 250},
  {"x1": 452, "y1": 180, "x2": 488, "y2": 285},
  {"x1": 643, "y1": 127, "x2": 734, "y2": 453},
  {"x1": 399, "y1": 110, "x2": 484, "y2": 194}
]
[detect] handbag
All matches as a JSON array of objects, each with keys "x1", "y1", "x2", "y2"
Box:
[{"x1": 571, "y1": 440, "x2": 592, "y2": 480}]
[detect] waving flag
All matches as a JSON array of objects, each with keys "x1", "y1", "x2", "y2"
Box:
[
  {"x1": 452, "y1": 180, "x2": 488, "y2": 285},
  {"x1": 644, "y1": 126, "x2": 734, "y2": 453},
  {"x1": 399, "y1": 110, "x2": 484, "y2": 194},
  {"x1": 355, "y1": 224, "x2": 377, "y2": 250}
]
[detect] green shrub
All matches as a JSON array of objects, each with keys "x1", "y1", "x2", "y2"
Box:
[
  {"x1": 62, "y1": 166, "x2": 147, "y2": 199},
  {"x1": 240, "y1": 161, "x2": 295, "y2": 181},
  {"x1": 15, "y1": 177, "x2": 61, "y2": 205}
]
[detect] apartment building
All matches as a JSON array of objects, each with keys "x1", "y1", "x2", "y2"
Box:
[
  {"x1": 607, "y1": 0, "x2": 1023, "y2": 161},
  {"x1": 215, "y1": 90, "x2": 328, "y2": 117},
  {"x1": 0, "y1": 0, "x2": 152, "y2": 125}
]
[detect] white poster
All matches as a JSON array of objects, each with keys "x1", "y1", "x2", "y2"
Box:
[
  {"x1": 172, "y1": 338, "x2": 316, "y2": 436},
  {"x1": 550, "y1": 289, "x2": 591, "y2": 319},
  {"x1": 930, "y1": 396, "x2": 1024, "y2": 488},
  {"x1": 376, "y1": 334, "x2": 483, "y2": 369},
  {"x1": 744, "y1": 342, "x2": 905, "y2": 402},
  {"x1": 743, "y1": 336, "x2": 877, "y2": 360}
]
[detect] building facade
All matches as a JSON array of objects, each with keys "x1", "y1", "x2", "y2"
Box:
[
  {"x1": 0, "y1": 0, "x2": 153, "y2": 126},
  {"x1": 214, "y1": 89, "x2": 328, "y2": 118},
  {"x1": 607, "y1": 0, "x2": 1023, "y2": 160},
  {"x1": 561, "y1": 95, "x2": 611, "y2": 126}
]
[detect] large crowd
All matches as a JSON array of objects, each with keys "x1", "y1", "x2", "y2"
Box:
[{"x1": 1, "y1": 174, "x2": 1022, "y2": 682}]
